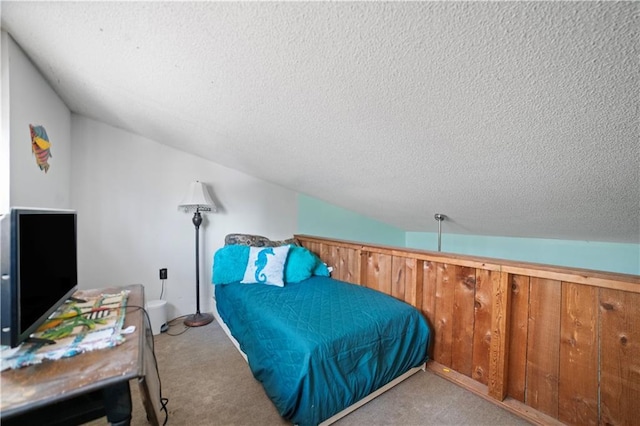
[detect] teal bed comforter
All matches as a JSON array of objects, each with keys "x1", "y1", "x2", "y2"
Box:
[{"x1": 214, "y1": 276, "x2": 430, "y2": 425}]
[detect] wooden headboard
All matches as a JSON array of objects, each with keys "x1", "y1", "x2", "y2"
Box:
[{"x1": 295, "y1": 234, "x2": 640, "y2": 426}]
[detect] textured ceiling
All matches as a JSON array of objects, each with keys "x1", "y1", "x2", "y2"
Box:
[{"x1": 2, "y1": 1, "x2": 638, "y2": 243}]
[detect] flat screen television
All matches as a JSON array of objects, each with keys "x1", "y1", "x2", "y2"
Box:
[{"x1": 1, "y1": 208, "x2": 78, "y2": 347}]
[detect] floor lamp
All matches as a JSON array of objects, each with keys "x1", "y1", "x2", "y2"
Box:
[{"x1": 179, "y1": 181, "x2": 216, "y2": 327}]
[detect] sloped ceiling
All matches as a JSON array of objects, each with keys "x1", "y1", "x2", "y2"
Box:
[{"x1": 2, "y1": 1, "x2": 638, "y2": 243}]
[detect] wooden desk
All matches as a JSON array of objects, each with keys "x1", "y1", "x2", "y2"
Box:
[{"x1": 0, "y1": 284, "x2": 162, "y2": 425}]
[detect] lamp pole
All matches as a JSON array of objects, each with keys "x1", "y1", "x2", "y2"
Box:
[
  {"x1": 184, "y1": 208, "x2": 213, "y2": 327},
  {"x1": 193, "y1": 210, "x2": 202, "y2": 314}
]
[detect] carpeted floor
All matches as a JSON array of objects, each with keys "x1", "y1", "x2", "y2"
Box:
[{"x1": 88, "y1": 319, "x2": 530, "y2": 426}]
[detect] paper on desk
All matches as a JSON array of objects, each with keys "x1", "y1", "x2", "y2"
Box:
[
  {"x1": 121, "y1": 325, "x2": 136, "y2": 334},
  {"x1": 82, "y1": 327, "x2": 114, "y2": 342}
]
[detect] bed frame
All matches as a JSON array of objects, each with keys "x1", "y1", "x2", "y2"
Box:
[
  {"x1": 211, "y1": 296, "x2": 426, "y2": 425},
  {"x1": 294, "y1": 234, "x2": 640, "y2": 426}
]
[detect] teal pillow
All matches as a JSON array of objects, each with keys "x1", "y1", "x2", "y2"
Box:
[
  {"x1": 313, "y1": 261, "x2": 330, "y2": 277},
  {"x1": 284, "y1": 246, "x2": 319, "y2": 283},
  {"x1": 212, "y1": 245, "x2": 250, "y2": 284}
]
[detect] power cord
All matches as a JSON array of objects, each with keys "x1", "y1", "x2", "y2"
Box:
[
  {"x1": 159, "y1": 279, "x2": 166, "y2": 300},
  {"x1": 126, "y1": 305, "x2": 169, "y2": 426},
  {"x1": 165, "y1": 315, "x2": 192, "y2": 336}
]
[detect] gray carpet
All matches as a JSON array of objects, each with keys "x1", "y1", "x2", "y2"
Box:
[{"x1": 88, "y1": 319, "x2": 530, "y2": 426}]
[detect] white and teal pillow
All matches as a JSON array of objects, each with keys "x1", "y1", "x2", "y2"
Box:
[{"x1": 241, "y1": 245, "x2": 290, "y2": 287}]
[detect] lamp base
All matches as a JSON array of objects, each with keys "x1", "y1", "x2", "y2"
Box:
[{"x1": 184, "y1": 312, "x2": 214, "y2": 327}]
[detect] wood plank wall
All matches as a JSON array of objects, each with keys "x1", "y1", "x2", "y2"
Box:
[{"x1": 296, "y1": 235, "x2": 640, "y2": 426}]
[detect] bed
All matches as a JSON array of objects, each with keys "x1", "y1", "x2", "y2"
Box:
[{"x1": 211, "y1": 238, "x2": 431, "y2": 426}]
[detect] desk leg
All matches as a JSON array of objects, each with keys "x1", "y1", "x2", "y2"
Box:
[{"x1": 102, "y1": 382, "x2": 132, "y2": 426}]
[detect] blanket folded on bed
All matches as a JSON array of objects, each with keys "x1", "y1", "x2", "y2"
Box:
[{"x1": 215, "y1": 276, "x2": 430, "y2": 425}]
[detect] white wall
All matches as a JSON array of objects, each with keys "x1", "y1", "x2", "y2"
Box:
[
  {"x1": 1, "y1": 33, "x2": 11, "y2": 213},
  {"x1": 3, "y1": 29, "x2": 298, "y2": 321},
  {"x1": 3, "y1": 32, "x2": 71, "y2": 210},
  {"x1": 71, "y1": 116, "x2": 298, "y2": 319}
]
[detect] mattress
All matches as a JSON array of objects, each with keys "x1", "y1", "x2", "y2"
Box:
[{"x1": 214, "y1": 276, "x2": 430, "y2": 425}]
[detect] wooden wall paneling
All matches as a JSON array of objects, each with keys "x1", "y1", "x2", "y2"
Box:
[
  {"x1": 422, "y1": 261, "x2": 437, "y2": 321},
  {"x1": 599, "y1": 289, "x2": 640, "y2": 426},
  {"x1": 302, "y1": 241, "x2": 318, "y2": 257},
  {"x1": 312, "y1": 242, "x2": 321, "y2": 257},
  {"x1": 526, "y1": 278, "x2": 561, "y2": 417},
  {"x1": 304, "y1": 241, "x2": 328, "y2": 275},
  {"x1": 502, "y1": 264, "x2": 640, "y2": 293},
  {"x1": 472, "y1": 269, "x2": 495, "y2": 385},
  {"x1": 359, "y1": 251, "x2": 368, "y2": 287},
  {"x1": 487, "y1": 271, "x2": 512, "y2": 400},
  {"x1": 507, "y1": 274, "x2": 530, "y2": 402},
  {"x1": 451, "y1": 266, "x2": 476, "y2": 377},
  {"x1": 363, "y1": 251, "x2": 374, "y2": 289},
  {"x1": 306, "y1": 241, "x2": 323, "y2": 263},
  {"x1": 404, "y1": 258, "x2": 423, "y2": 309},
  {"x1": 329, "y1": 246, "x2": 347, "y2": 281},
  {"x1": 296, "y1": 235, "x2": 640, "y2": 292},
  {"x1": 323, "y1": 244, "x2": 335, "y2": 278},
  {"x1": 364, "y1": 252, "x2": 392, "y2": 294},
  {"x1": 558, "y1": 282, "x2": 598, "y2": 425},
  {"x1": 294, "y1": 235, "x2": 640, "y2": 426},
  {"x1": 344, "y1": 247, "x2": 361, "y2": 285},
  {"x1": 328, "y1": 245, "x2": 341, "y2": 280},
  {"x1": 391, "y1": 256, "x2": 406, "y2": 301},
  {"x1": 433, "y1": 263, "x2": 455, "y2": 367},
  {"x1": 378, "y1": 254, "x2": 392, "y2": 295},
  {"x1": 391, "y1": 256, "x2": 424, "y2": 307},
  {"x1": 335, "y1": 245, "x2": 345, "y2": 282},
  {"x1": 422, "y1": 261, "x2": 438, "y2": 359},
  {"x1": 320, "y1": 243, "x2": 331, "y2": 268}
]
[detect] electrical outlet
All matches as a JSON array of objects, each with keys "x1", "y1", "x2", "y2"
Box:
[{"x1": 159, "y1": 268, "x2": 167, "y2": 280}]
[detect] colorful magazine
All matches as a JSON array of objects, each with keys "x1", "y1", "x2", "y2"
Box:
[{"x1": 0, "y1": 290, "x2": 129, "y2": 370}]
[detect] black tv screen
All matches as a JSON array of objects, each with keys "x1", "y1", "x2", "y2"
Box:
[{"x1": 1, "y1": 208, "x2": 78, "y2": 347}]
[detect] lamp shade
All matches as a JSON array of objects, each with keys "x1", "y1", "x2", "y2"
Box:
[{"x1": 178, "y1": 181, "x2": 217, "y2": 212}]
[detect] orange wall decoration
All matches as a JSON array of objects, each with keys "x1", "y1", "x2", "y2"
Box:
[{"x1": 29, "y1": 124, "x2": 52, "y2": 173}]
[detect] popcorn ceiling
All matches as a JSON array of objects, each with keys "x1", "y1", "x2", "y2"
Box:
[{"x1": 2, "y1": 1, "x2": 638, "y2": 242}]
